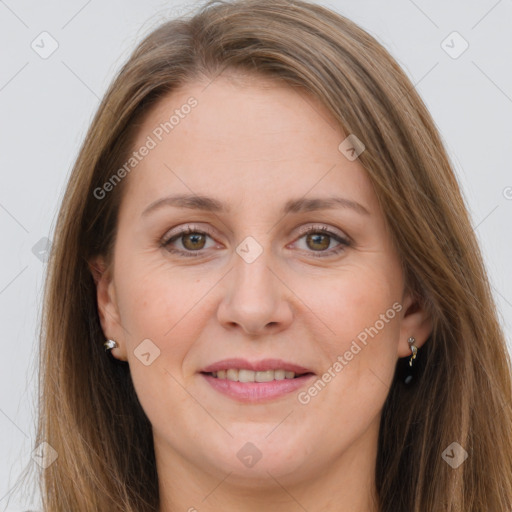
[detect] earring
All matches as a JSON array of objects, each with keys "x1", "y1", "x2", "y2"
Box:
[
  {"x1": 104, "y1": 339, "x2": 118, "y2": 351},
  {"x1": 403, "y1": 336, "x2": 418, "y2": 385},
  {"x1": 408, "y1": 336, "x2": 417, "y2": 367}
]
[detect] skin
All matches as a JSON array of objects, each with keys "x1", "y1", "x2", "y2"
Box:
[{"x1": 92, "y1": 72, "x2": 432, "y2": 512}]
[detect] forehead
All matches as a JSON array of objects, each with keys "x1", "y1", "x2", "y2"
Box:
[{"x1": 121, "y1": 74, "x2": 377, "y2": 216}]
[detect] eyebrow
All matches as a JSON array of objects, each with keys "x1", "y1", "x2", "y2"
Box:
[{"x1": 141, "y1": 193, "x2": 370, "y2": 217}]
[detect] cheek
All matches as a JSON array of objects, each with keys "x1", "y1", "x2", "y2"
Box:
[
  {"x1": 113, "y1": 260, "x2": 207, "y2": 433},
  {"x1": 300, "y1": 262, "x2": 402, "y2": 352},
  {"x1": 115, "y1": 252, "x2": 202, "y2": 336},
  {"x1": 113, "y1": 254, "x2": 223, "y2": 380},
  {"x1": 298, "y1": 263, "x2": 402, "y2": 410}
]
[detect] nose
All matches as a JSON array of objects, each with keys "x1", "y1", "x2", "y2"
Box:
[{"x1": 216, "y1": 248, "x2": 294, "y2": 336}]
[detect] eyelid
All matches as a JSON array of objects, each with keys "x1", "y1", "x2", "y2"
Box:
[
  {"x1": 161, "y1": 223, "x2": 214, "y2": 247},
  {"x1": 292, "y1": 223, "x2": 351, "y2": 243},
  {"x1": 161, "y1": 222, "x2": 215, "y2": 239}
]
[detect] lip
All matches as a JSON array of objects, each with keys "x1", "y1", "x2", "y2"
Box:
[
  {"x1": 200, "y1": 358, "x2": 313, "y2": 374},
  {"x1": 200, "y1": 358, "x2": 316, "y2": 403},
  {"x1": 201, "y1": 374, "x2": 315, "y2": 402}
]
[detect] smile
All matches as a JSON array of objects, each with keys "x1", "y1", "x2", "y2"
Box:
[
  {"x1": 200, "y1": 361, "x2": 315, "y2": 402},
  {"x1": 206, "y1": 369, "x2": 307, "y2": 381}
]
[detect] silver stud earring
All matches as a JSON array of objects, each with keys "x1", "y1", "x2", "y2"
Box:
[
  {"x1": 104, "y1": 339, "x2": 118, "y2": 351},
  {"x1": 408, "y1": 336, "x2": 417, "y2": 367}
]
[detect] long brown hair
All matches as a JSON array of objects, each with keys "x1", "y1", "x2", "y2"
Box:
[{"x1": 26, "y1": 0, "x2": 512, "y2": 510}]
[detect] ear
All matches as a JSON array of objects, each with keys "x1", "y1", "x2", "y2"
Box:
[
  {"x1": 396, "y1": 290, "x2": 432, "y2": 358},
  {"x1": 88, "y1": 256, "x2": 128, "y2": 361}
]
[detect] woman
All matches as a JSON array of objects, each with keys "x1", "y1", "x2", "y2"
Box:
[{"x1": 27, "y1": 0, "x2": 512, "y2": 510}]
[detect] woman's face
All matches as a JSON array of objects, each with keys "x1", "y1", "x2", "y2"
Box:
[{"x1": 94, "y1": 73, "x2": 429, "y2": 488}]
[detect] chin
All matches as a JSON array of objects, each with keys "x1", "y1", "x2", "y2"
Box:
[{"x1": 196, "y1": 436, "x2": 313, "y2": 485}]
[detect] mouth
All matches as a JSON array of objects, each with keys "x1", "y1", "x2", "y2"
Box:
[
  {"x1": 202, "y1": 369, "x2": 314, "y2": 382},
  {"x1": 199, "y1": 358, "x2": 316, "y2": 402}
]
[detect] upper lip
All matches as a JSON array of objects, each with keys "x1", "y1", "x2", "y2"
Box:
[{"x1": 201, "y1": 358, "x2": 314, "y2": 375}]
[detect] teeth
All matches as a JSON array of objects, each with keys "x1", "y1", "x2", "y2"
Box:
[
  {"x1": 238, "y1": 369, "x2": 255, "y2": 382},
  {"x1": 226, "y1": 369, "x2": 239, "y2": 381},
  {"x1": 274, "y1": 369, "x2": 286, "y2": 380},
  {"x1": 211, "y1": 369, "x2": 298, "y2": 381},
  {"x1": 255, "y1": 370, "x2": 274, "y2": 382}
]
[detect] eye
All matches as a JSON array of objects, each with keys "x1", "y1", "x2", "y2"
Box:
[
  {"x1": 291, "y1": 225, "x2": 351, "y2": 258},
  {"x1": 160, "y1": 224, "x2": 351, "y2": 258},
  {"x1": 161, "y1": 225, "x2": 218, "y2": 257}
]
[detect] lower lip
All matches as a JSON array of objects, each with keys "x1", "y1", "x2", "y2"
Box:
[{"x1": 201, "y1": 373, "x2": 315, "y2": 402}]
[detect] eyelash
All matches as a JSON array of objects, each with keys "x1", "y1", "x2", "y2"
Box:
[{"x1": 160, "y1": 224, "x2": 351, "y2": 258}]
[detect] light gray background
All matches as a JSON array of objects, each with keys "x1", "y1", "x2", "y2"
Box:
[{"x1": 1, "y1": 0, "x2": 511, "y2": 509}]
